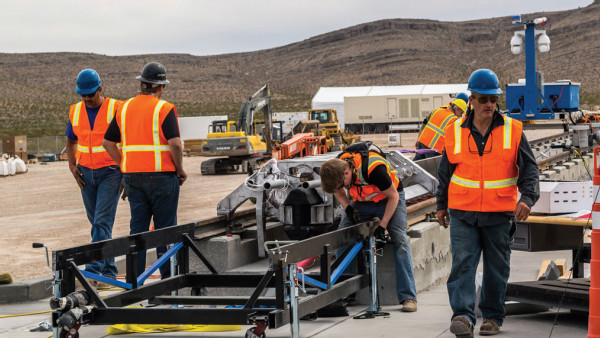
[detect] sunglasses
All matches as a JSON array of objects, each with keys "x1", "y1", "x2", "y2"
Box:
[
  {"x1": 80, "y1": 90, "x2": 97, "y2": 98},
  {"x1": 472, "y1": 95, "x2": 499, "y2": 104}
]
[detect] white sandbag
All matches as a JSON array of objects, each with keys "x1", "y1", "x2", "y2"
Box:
[
  {"x1": 14, "y1": 157, "x2": 27, "y2": 173},
  {"x1": 7, "y1": 158, "x2": 16, "y2": 175},
  {"x1": 0, "y1": 160, "x2": 7, "y2": 176}
]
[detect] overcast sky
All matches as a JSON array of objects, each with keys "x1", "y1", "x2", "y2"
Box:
[{"x1": 1, "y1": 0, "x2": 593, "y2": 56}]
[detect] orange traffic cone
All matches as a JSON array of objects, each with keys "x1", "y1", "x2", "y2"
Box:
[{"x1": 589, "y1": 147, "x2": 600, "y2": 338}]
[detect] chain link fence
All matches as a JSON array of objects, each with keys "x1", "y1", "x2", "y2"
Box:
[{"x1": 0, "y1": 136, "x2": 66, "y2": 156}]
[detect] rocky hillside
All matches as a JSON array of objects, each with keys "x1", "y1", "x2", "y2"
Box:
[{"x1": 1, "y1": 1, "x2": 599, "y2": 136}]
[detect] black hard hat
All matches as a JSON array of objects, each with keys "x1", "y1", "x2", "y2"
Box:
[{"x1": 136, "y1": 62, "x2": 170, "y2": 85}]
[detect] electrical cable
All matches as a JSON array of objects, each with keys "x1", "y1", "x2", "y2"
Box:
[
  {"x1": 548, "y1": 149, "x2": 593, "y2": 337},
  {"x1": 0, "y1": 310, "x2": 51, "y2": 318}
]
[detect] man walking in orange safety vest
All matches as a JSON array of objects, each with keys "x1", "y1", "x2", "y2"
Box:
[
  {"x1": 66, "y1": 69, "x2": 122, "y2": 284},
  {"x1": 413, "y1": 98, "x2": 467, "y2": 161},
  {"x1": 103, "y1": 62, "x2": 186, "y2": 279},
  {"x1": 436, "y1": 69, "x2": 539, "y2": 337}
]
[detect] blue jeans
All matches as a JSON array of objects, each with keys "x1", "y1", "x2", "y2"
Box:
[
  {"x1": 338, "y1": 190, "x2": 417, "y2": 303},
  {"x1": 447, "y1": 213, "x2": 512, "y2": 326},
  {"x1": 79, "y1": 164, "x2": 122, "y2": 278},
  {"x1": 123, "y1": 172, "x2": 180, "y2": 278}
]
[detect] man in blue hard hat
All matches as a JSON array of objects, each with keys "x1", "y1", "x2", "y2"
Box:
[
  {"x1": 436, "y1": 69, "x2": 539, "y2": 337},
  {"x1": 66, "y1": 69, "x2": 123, "y2": 288}
]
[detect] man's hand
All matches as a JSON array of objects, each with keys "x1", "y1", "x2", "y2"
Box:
[
  {"x1": 120, "y1": 182, "x2": 127, "y2": 200},
  {"x1": 436, "y1": 209, "x2": 450, "y2": 228},
  {"x1": 514, "y1": 201, "x2": 531, "y2": 222},
  {"x1": 177, "y1": 168, "x2": 187, "y2": 186},
  {"x1": 69, "y1": 164, "x2": 85, "y2": 189},
  {"x1": 345, "y1": 205, "x2": 360, "y2": 225},
  {"x1": 373, "y1": 225, "x2": 386, "y2": 240}
]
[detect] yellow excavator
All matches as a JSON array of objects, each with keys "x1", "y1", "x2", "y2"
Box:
[{"x1": 200, "y1": 85, "x2": 282, "y2": 175}]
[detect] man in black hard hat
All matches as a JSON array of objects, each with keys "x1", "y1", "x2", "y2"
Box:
[{"x1": 103, "y1": 62, "x2": 186, "y2": 279}]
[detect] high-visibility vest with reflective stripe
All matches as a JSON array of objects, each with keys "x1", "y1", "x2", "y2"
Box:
[
  {"x1": 116, "y1": 95, "x2": 177, "y2": 173},
  {"x1": 339, "y1": 151, "x2": 399, "y2": 203},
  {"x1": 69, "y1": 98, "x2": 120, "y2": 169},
  {"x1": 417, "y1": 106, "x2": 458, "y2": 154},
  {"x1": 444, "y1": 115, "x2": 523, "y2": 212}
]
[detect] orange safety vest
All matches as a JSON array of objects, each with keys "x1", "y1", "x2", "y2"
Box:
[
  {"x1": 69, "y1": 98, "x2": 120, "y2": 169},
  {"x1": 339, "y1": 151, "x2": 400, "y2": 202},
  {"x1": 417, "y1": 105, "x2": 458, "y2": 154},
  {"x1": 116, "y1": 95, "x2": 177, "y2": 173},
  {"x1": 445, "y1": 115, "x2": 523, "y2": 212}
]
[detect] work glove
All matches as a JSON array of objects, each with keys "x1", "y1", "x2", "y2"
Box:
[
  {"x1": 345, "y1": 205, "x2": 360, "y2": 225},
  {"x1": 373, "y1": 226, "x2": 386, "y2": 240},
  {"x1": 373, "y1": 225, "x2": 391, "y2": 250}
]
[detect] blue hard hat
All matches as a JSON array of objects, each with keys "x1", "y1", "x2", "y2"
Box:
[
  {"x1": 467, "y1": 69, "x2": 503, "y2": 95},
  {"x1": 456, "y1": 92, "x2": 469, "y2": 103},
  {"x1": 76, "y1": 69, "x2": 101, "y2": 95}
]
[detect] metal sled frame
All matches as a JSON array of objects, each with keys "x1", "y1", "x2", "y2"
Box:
[{"x1": 51, "y1": 220, "x2": 379, "y2": 337}]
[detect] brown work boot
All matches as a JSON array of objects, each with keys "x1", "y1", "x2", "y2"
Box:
[
  {"x1": 75, "y1": 278, "x2": 97, "y2": 290},
  {"x1": 401, "y1": 299, "x2": 417, "y2": 312},
  {"x1": 479, "y1": 318, "x2": 500, "y2": 336},
  {"x1": 450, "y1": 316, "x2": 474, "y2": 338}
]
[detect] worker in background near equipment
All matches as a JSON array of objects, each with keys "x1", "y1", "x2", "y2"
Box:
[
  {"x1": 66, "y1": 69, "x2": 122, "y2": 286},
  {"x1": 436, "y1": 69, "x2": 539, "y2": 337},
  {"x1": 103, "y1": 62, "x2": 186, "y2": 279},
  {"x1": 413, "y1": 98, "x2": 467, "y2": 161},
  {"x1": 320, "y1": 141, "x2": 418, "y2": 312},
  {"x1": 456, "y1": 92, "x2": 470, "y2": 111}
]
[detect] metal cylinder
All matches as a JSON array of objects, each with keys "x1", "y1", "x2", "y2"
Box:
[
  {"x1": 301, "y1": 179, "x2": 321, "y2": 189},
  {"x1": 367, "y1": 236, "x2": 378, "y2": 312},
  {"x1": 263, "y1": 179, "x2": 287, "y2": 190}
]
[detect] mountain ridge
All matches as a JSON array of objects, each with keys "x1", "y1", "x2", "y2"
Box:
[{"x1": 0, "y1": 2, "x2": 599, "y2": 136}]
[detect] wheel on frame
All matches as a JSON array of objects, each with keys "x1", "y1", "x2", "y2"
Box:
[{"x1": 245, "y1": 327, "x2": 266, "y2": 338}]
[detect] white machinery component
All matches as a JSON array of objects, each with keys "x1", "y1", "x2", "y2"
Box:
[
  {"x1": 530, "y1": 180, "x2": 593, "y2": 214},
  {"x1": 217, "y1": 150, "x2": 438, "y2": 257}
]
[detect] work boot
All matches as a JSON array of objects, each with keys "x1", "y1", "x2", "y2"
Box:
[
  {"x1": 401, "y1": 299, "x2": 417, "y2": 312},
  {"x1": 450, "y1": 316, "x2": 474, "y2": 338},
  {"x1": 479, "y1": 318, "x2": 500, "y2": 336},
  {"x1": 75, "y1": 278, "x2": 97, "y2": 290}
]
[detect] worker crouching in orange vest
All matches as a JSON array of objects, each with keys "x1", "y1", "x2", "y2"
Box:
[
  {"x1": 103, "y1": 62, "x2": 187, "y2": 279},
  {"x1": 414, "y1": 98, "x2": 467, "y2": 161},
  {"x1": 320, "y1": 141, "x2": 418, "y2": 312},
  {"x1": 436, "y1": 69, "x2": 539, "y2": 337}
]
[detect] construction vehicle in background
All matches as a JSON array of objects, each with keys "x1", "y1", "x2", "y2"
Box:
[
  {"x1": 271, "y1": 133, "x2": 327, "y2": 160},
  {"x1": 307, "y1": 109, "x2": 361, "y2": 151},
  {"x1": 200, "y1": 85, "x2": 283, "y2": 175}
]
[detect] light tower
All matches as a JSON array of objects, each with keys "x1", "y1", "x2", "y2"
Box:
[{"x1": 506, "y1": 15, "x2": 553, "y2": 120}]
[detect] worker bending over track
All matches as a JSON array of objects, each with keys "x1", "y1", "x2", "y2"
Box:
[{"x1": 320, "y1": 141, "x2": 418, "y2": 312}]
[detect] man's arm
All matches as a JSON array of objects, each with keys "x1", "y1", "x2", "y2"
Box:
[
  {"x1": 66, "y1": 138, "x2": 84, "y2": 188},
  {"x1": 379, "y1": 186, "x2": 399, "y2": 229},
  {"x1": 103, "y1": 139, "x2": 122, "y2": 165},
  {"x1": 333, "y1": 187, "x2": 350, "y2": 209},
  {"x1": 167, "y1": 137, "x2": 187, "y2": 186},
  {"x1": 515, "y1": 132, "x2": 540, "y2": 221},
  {"x1": 435, "y1": 151, "x2": 454, "y2": 227}
]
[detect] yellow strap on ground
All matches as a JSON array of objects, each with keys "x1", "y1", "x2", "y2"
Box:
[{"x1": 107, "y1": 324, "x2": 241, "y2": 335}]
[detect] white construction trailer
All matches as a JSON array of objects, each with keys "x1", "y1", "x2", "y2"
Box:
[
  {"x1": 312, "y1": 84, "x2": 468, "y2": 133},
  {"x1": 178, "y1": 115, "x2": 228, "y2": 141}
]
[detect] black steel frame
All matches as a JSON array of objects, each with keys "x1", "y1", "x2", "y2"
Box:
[{"x1": 51, "y1": 220, "x2": 374, "y2": 335}]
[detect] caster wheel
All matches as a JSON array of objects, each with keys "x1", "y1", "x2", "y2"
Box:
[
  {"x1": 59, "y1": 329, "x2": 79, "y2": 338},
  {"x1": 245, "y1": 327, "x2": 266, "y2": 338}
]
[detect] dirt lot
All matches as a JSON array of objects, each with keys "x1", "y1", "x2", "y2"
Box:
[{"x1": 0, "y1": 130, "x2": 559, "y2": 282}]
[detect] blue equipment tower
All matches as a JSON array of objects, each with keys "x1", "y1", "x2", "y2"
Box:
[{"x1": 506, "y1": 15, "x2": 580, "y2": 120}]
